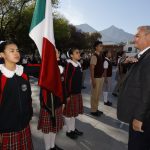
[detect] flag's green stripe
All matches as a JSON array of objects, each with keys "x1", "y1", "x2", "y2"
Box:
[{"x1": 30, "y1": 0, "x2": 46, "y2": 31}]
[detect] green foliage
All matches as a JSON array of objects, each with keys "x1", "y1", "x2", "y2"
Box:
[
  {"x1": 88, "y1": 32, "x2": 102, "y2": 48},
  {"x1": 0, "y1": 0, "x2": 32, "y2": 40},
  {"x1": 15, "y1": 4, "x2": 36, "y2": 53},
  {"x1": 63, "y1": 25, "x2": 102, "y2": 51},
  {"x1": 53, "y1": 14, "x2": 70, "y2": 50},
  {"x1": 67, "y1": 24, "x2": 87, "y2": 49}
]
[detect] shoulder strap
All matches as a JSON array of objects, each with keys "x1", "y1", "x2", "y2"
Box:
[
  {"x1": 0, "y1": 73, "x2": 7, "y2": 104},
  {"x1": 64, "y1": 63, "x2": 76, "y2": 94},
  {"x1": 21, "y1": 72, "x2": 28, "y2": 81},
  {"x1": 69, "y1": 65, "x2": 76, "y2": 93}
]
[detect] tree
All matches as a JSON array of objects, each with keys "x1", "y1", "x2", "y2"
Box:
[
  {"x1": 53, "y1": 14, "x2": 70, "y2": 50},
  {"x1": 66, "y1": 27, "x2": 102, "y2": 50},
  {"x1": 14, "y1": 4, "x2": 35, "y2": 54},
  {"x1": 88, "y1": 32, "x2": 102, "y2": 48},
  {"x1": 0, "y1": 0, "x2": 32, "y2": 40},
  {"x1": 66, "y1": 24, "x2": 88, "y2": 50}
]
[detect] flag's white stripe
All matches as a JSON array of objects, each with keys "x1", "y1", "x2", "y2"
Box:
[{"x1": 29, "y1": 20, "x2": 45, "y2": 56}]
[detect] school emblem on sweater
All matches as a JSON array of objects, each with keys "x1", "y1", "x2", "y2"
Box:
[{"x1": 21, "y1": 84, "x2": 27, "y2": 92}]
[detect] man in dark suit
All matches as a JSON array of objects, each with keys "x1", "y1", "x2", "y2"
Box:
[{"x1": 117, "y1": 26, "x2": 150, "y2": 150}]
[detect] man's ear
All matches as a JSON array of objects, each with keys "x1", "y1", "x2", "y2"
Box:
[
  {"x1": 0, "y1": 52, "x2": 4, "y2": 58},
  {"x1": 70, "y1": 54, "x2": 73, "y2": 59}
]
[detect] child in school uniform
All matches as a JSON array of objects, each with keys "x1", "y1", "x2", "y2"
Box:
[
  {"x1": 0, "y1": 40, "x2": 39, "y2": 150},
  {"x1": 103, "y1": 50, "x2": 113, "y2": 106},
  {"x1": 38, "y1": 49, "x2": 64, "y2": 150},
  {"x1": 63, "y1": 48, "x2": 83, "y2": 139}
]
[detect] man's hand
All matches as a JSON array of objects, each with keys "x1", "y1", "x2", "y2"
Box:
[
  {"x1": 124, "y1": 57, "x2": 138, "y2": 63},
  {"x1": 132, "y1": 119, "x2": 144, "y2": 132}
]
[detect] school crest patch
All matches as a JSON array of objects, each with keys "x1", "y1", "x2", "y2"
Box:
[{"x1": 21, "y1": 84, "x2": 27, "y2": 92}]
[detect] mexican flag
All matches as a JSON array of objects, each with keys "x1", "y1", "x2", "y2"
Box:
[{"x1": 29, "y1": 0, "x2": 63, "y2": 101}]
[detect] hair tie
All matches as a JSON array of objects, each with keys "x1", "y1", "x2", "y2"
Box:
[
  {"x1": 0, "y1": 41, "x2": 6, "y2": 45},
  {"x1": 67, "y1": 48, "x2": 71, "y2": 58}
]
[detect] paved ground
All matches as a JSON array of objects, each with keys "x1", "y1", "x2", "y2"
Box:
[{"x1": 30, "y1": 67, "x2": 129, "y2": 150}]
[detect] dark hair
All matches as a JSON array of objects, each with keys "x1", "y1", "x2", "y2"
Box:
[
  {"x1": 67, "y1": 47, "x2": 79, "y2": 58},
  {"x1": 93, "y1": 40, "x2": 103, "y2": 49},
  {"x1": 118, "y1": 51, "x2": 125, "y2": 57},
  {"x1": 103, "y1": 50, "x2": 109, "y2": 57},
  {"x1": 0, "y1": 40, "x2": 18, "y2": 53},
  {"x1": 80, "y1": 52, "x2": 85, "y2": 57}
]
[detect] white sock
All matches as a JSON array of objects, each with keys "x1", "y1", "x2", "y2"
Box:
[
  {"x1": 103, "y1": 92, "x2": 108, "y2": 103},
  {"x1": 43, "y1": 133, "x2": 51, "y2": 150},
  {"x1": 70, "y1": 117, "x2": 75, "y2": 131},
  {"x1": 50, "y1": 132, "x2": 56, "y2": 148},
  {"x1": 65, "y1": 117, "x2": 71, "y2": 132}
]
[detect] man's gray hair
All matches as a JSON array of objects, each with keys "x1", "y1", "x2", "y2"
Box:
[{"x1": 138, "y1": 26, "x2": 150, "y2": 34}]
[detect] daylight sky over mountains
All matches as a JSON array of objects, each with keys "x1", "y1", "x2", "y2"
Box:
[{"x1": 57, "y1": 0, "x2": 150, "y2": 34}]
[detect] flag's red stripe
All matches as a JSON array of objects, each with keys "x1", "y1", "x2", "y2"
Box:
[{"x1": 39, "y1": 37, "x2": 63, "y2": 101}]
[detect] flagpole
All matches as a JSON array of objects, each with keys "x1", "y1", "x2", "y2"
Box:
[{"x1": 51, "y1": 93, "x2": 55, "y2": 117}]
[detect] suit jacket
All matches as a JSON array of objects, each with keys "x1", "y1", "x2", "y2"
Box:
[{"x1": 117, "y1": 48, "x2": 150, "y2": 123}]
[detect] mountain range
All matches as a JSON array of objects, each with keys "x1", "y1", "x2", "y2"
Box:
[{"x1": 75, "y1": 24, "x2": 134, "y2": 44}]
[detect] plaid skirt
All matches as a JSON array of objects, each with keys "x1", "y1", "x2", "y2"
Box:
[
  {"x1": 63, "y1": 94, "x2": 83, "y2": 117},
  {"x1": 0, "y1": 125, "x2": 33, "y2": 150},
  {"x1": 38, "y1": 106, "x2": 64, "y2": 133}
]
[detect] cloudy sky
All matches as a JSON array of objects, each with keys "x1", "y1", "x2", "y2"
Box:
[{"x1": 57, "y1": 0, "x2": 150, "y2": 34}]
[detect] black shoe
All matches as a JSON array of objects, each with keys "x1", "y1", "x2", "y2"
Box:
[
  {"x1": 82, "y1": 86, "x2": 86, "y2": 89},
  {"x1": 97, "y1": 110, "x2": 103, "y2": 115},
  {"x1": 73, "y1": 128, "x2": 83, "y2": 136},
  {"x1": 66, "y1": 131, "x2": 78, "y2": 139},
  {"x1": 90, "y1": 111, "x2": 101, "y2": 116},
  {"x1": 112, "y1": 93, "x2": 118, "y2": 97},
  {"x1": 50, "y1": 146, "x2": 57, "y2": 150},
  {"x1": 54, "y1": 145, "x2": 63, "y2": 150},
  {"x1": 104, "y1": 101, "x2": 112, "y2": 106},
  {"x1": 50, "y1": 147, "x2": 56, "y2": 150}
]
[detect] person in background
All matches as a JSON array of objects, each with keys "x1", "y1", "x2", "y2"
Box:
[
  {"x1": 90, "y1": 41, "x2": 105, "y2": 116},
  {"x1": 103, "y1": 50, "x2": 113, "y2": 106},
  {"x1": 112, "y1": 51, "x2": 127, "y2": 97},
  {"x1": 80, "y1": 52, "x2": 89, "y2": 89},
  {"x1": 63, "y1": 48, "x2": 83, "y2": 140}
]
